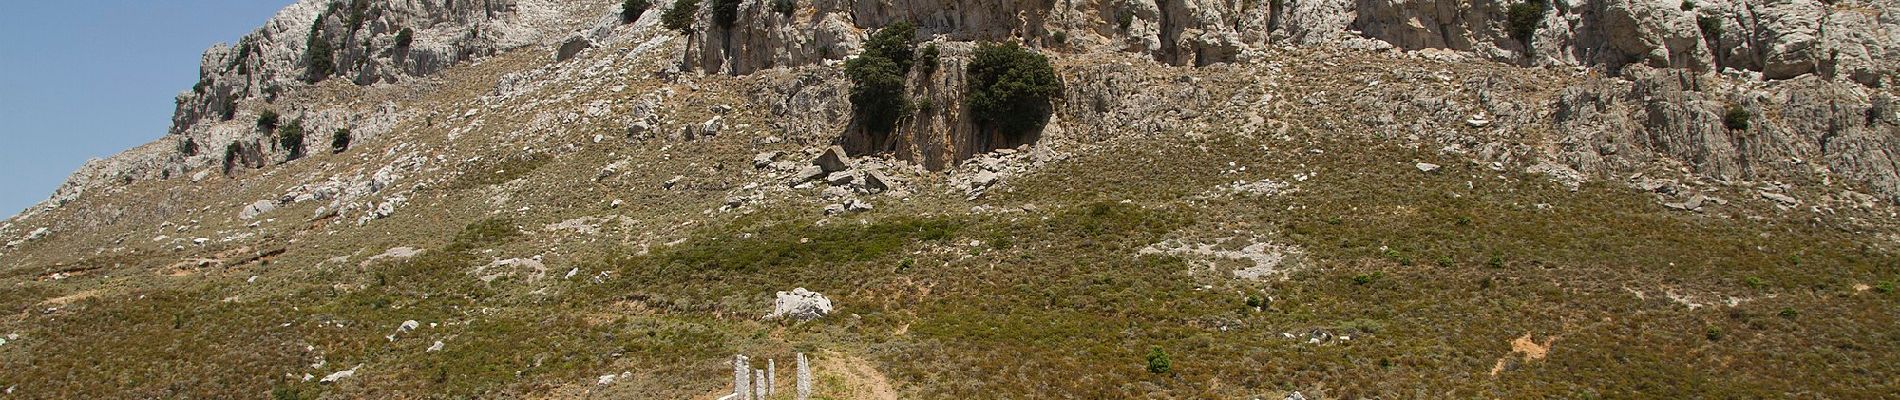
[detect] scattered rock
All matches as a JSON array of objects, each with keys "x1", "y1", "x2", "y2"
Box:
[
  {"x1": 794, "y1": 165, "x2": 826, "y2": 184},
  {"x1": 824, "y1": 171, "x2": 856, "y2": 186},
  {"x1": 427, "y1": 341, "x2": 445, "y2": 352},
  {"x1": 767, "y1": 288, "x2": 833, "y2": 321},
  {"x1": 861, "y1": 170, "x2": 893, "y2": 193},
  {"x1": 1526, "y1": 161, "x2": 1585, "y2": 192},
  {"x1": 1415, "y1": 162, "x2": 1441, "y2": 173},
  {"x1": 814, "y1": 146, "x2": 851, "y2": 173},
  {"x1": 1465, "y1": 114, "x2": 1491, "y2": 128},
  {"x1": 361, "y1": 247, "x2": 422, "y2": 267},
  {"x1": 555, "y1": 35, "x2": 593, "y2": 62},
  {"x1": 239, "y1": 200, "x2": 277, "y2": 220},
  {"x1": 753, "y1": 152, "x2": 780, "y2": 169},
  {"x1": 1760, "y1": 191, "x2": 1800, "y2": 206},
  {"x1": 320, "y1": 365, "x2": 361, "y2": 384}
]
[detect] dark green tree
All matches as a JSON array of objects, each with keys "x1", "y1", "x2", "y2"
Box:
[
  {"x1": 304, "y1": 26, "x2": 336, "y2": 83},
  {"x1": 966, "y1": 42, "x2": 1064, "y2": 137},
  {"x1": 843, "y1": 22, "x2": 919, "y2": 134},
  {"x1": 394, "y1": 27, "x2": 414, "y2": 48},
  {"x1": 257, "y1": 110, "x2": 280, "y2": 132},
  {"x1": 864, "y1": 22, "x2": 917, "y2": 72},
  {"x1": 1507, "y1": 0, "x2": 1548, "y2": 44},
  {"x1": 279, "y1": 119, "x2": 306, "y2": 161},
  {"x1": 710, "y1": 0, "x2": 740, "y2": 28},
  {"x1": 662, "y1": 0, "x2": 700, "y2": 33},
  {"x1": 1146, "y1": 347, "x2": 1173, "y2": 374},
  {"x1": 845, "y1": 56, "x2": 910, "y2": 134},
  {"x1": 331, "y1": 128, "x2": 353, "y2": 154}
]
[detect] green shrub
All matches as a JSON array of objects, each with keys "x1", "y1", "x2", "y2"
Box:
[
  {"x1": 1680, "y1": 0, "x2": 1696, "y2": 11},
  {"x1": 864, "y1": 22, "x2": 917, "y2": 72},
  {"x1": 1778, "y1": 308, "x2": 1799, "y2": 318},
  {"x1": 1744, "y1": 276, "x2": 1765, "y2": 289},
  {"x1": 623, "y1": 0, "x2": 652, "y2": 23},
  {"x1": 1507, "y1": 0, "x2": 1547, "y2": 44},
  {"x1": 1876, "y1": 281, "x2": 1894, "y2": 294},
  {"x1": 844, "y1": 22, "x2": 918, "y2": 134},
  {"x1": 220, "y1": 95, "x2": 238, "y2": 121},
  {"x1": 1117, "y1": 11, "x2": 1135, "y2": 31},
  {"x1": 1351, "y1": 272, "x2": 1382, "y2": 285},
  {"x1": 1723, "y1": 104, "x2": 1751, "y2": 130},
  {"x1": 1705, "y1": 327, "x2": 1723, "y2": 341},
  {"x1": 710, "y1": 0, "x2": 740, "y2": 28},
  {"x1": 303, "y1": 10, "x2": 337, "y2": 83},
  {"x1": 966, "y1": 42, "x2": 1064, "y2": 137},
  {"x1": 1051, "y1": 30, "x2": 1069, "y2": 47},
  {"x1": 915, "y1": 97, "x2": 935, "y2": 116},
  {"x1": 331, "y1": 128, "x2": 352, "y2": 154},
  {"x1": 256, "y1": 110, "x2": 280, "y2": 132},
  {"x1": 177, "y1": 137, "x2": 199, "y2": 157},
  {"x1": 919, "y1": 43, "x2": 941, "y2": 75},
  {"x1": 394, "y1": 27, "x2": 414, "y2": 48},
  {"x1": 304, "y1": 35, "x2": 335, "y2": 83},
  {"x1": 1697, "y1": 16, "x2": 1723, "y2": 39},
  {"x1": 662, "y1": 0, "x2": 700, "y2": 33},
  {"x1": 845, "y1": 55, "x2": 910, "y2": 134},
  {"x1": 1145, "y1": 347, "x2": 1172, "y2": 374},
  {"x1": 771, "y1": 0, "x2": 795, "y2": 17},
  {"x1": 279, "y1": 119, "x2": 306, "y2": 161},
  {"x1": 223, "y1": 142, "x2": 243, "y2": 172}
]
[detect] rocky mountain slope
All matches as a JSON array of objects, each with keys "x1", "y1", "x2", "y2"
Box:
[{"x1": 1, "y1": 0, "x2": 1897, "y2": 398}]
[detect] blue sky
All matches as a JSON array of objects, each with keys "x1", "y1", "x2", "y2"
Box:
[{"x1": 0, "y1": 1, "x2": 294, "y2": 219}]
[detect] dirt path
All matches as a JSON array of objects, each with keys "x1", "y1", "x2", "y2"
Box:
[{"x1": 817, "y1": 352, "x2": 899, "y2": 400}]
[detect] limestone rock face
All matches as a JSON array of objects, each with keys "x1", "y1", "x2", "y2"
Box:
[
  {"x1": 170, "y1": 0, "x2": 589, "y2": 136},
  {"x1": 1549, "y1": 64, "x2": 1900, "y2": 198},
  {"x1": 1595, "y1": 0, "x2": 1712, "y2": 71}
]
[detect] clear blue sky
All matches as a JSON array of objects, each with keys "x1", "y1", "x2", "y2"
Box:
[{"x1": 0, "y1": 1, "x2": 294, "y2": 219}]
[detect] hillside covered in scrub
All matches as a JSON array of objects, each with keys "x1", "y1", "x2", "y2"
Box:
[{"x1": 2, "y1": 0, "x2": 1898, "y2": 398}]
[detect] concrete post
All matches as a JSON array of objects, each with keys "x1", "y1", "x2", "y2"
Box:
[
  {"x1": 754, "y1": 369, "x2": 767, "y2": 400},
  {"x1": 796, "y1": 353, "x2": 811, "y2": 400},
  {"x1": 734, "y1": 354, "x2": 751, "y2": 400}
]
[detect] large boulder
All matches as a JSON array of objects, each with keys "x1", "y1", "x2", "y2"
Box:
[{"x1": 767, "y1": 288, "x2": 833, "y2": 321}]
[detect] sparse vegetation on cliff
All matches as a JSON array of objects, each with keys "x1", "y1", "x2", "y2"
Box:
[
  {"x1": 845, "y1": 22, "x2": 918, "y2": 135},
  {"x1": 662, "y1": 0, "x2": 699, "y2": 33}
]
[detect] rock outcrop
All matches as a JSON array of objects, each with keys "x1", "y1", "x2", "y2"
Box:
[{"x1": 171, "y1": 0, "x2": 591, "y2": 137}]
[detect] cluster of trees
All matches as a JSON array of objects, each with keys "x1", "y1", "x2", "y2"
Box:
[{"x1": 842, "y1": 22, "x2": 1063, "y2": 139}]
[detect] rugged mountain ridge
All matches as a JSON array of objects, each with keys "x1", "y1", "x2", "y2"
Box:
[{"x1": 2, "y1": 0, "x2": 1899, "y2": 398}]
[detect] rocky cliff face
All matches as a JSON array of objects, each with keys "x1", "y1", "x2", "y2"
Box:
[
  {"x1": 22, "y1": 0, "x2": 604, "y2": 221},
  {"x1": 681, "y1": 0, "x2": 1898, "y2": 197},
  {"x1": 18, "y1": 0, "x2": 1900, "y2": 222},
  {"x1": 169, "y1": 0, "x2": 590, "y2": 138}
]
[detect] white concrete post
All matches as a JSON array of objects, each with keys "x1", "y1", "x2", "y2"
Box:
[
  {"x1": 767, "y1": 359, "x2": 777, "y2": 396},
  {"x1": 796, "y1": 353, "x2": 811, "y2": 400},
  {"x1": 754, "y1": 369, "x2": 767, "y2": 400},
  {"x1": 734, "y1": 354, "x2": 751, "y2": 400}
]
